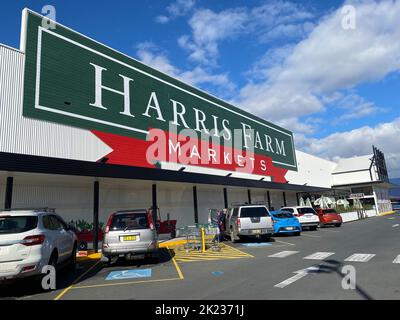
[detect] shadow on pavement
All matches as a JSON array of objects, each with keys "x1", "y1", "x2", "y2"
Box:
[
  {"x1": 0, "y1": 248, "x2": 172, "y2": 299},
  {"x1": 305, "y1": 259, "x2": 374, "y2": 300}
]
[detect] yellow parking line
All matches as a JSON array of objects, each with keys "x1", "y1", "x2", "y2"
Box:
[
  {"x1": 175, "y1": 255, "x2": 250, "y2": 260},
  {"x1": 175, "y1": 257, "x2": 250, "y2": 263},
  {"x1": 167, "y1": 246, "x2": 184, "y2": 280},
  {"x1": 221, "y1": 243, "x2": 254, "y2": 257},
  {"x1": 72, "y1": 277, "x2": 181, "y2": 290},
  {"x1": 54, "y1": 259, "x2": 102, "y2": 300},
  {"x1": 171, "y1": 243, "x2": 253, "y2": 263},
  {"x1": 175, "y1": 254, "x2": 250, "y2": 259},
  {"x1": 53, "y1": 285, "x2": 73, "y2": 301}
]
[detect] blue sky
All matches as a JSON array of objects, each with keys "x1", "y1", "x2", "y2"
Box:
[{"x1": 0, "y1": 0, "x2": 399, "y2": 177}]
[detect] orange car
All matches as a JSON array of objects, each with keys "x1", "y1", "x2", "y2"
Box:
[{"x1": 316, "y1": 208, "x2": 342, "y2": 227}]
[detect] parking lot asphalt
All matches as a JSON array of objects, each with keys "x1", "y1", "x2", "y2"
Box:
[{"x1": 2, "y1": 211, "x2": 400, "y2": 300}]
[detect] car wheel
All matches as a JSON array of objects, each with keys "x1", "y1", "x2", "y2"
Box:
[
  {"x1": 151, "y1": 251, "x2": 160, "y2": 263},
  {"x1": 231, "y1": 231, "x2": 238, "y2": 243},
  {"x1": 68, "y1": 244, "x2": 77, "y2": 271},
  {"x1": 48, "y1": 251, "x2": 58, "y2": 270},
  {"x1": 106, "y1": 256, "x2": 118, "y2": 266},
  {"x1": 294, "y1": 232, "x2": 301, "y2": 236},
  {"x1": 78, "y1": 241, "x2": 88, "y2": 251}
]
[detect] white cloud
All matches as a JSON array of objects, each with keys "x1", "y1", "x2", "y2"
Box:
[
  {"x1": 155, "y1": 0, "x2": 196, "y2": 23},
  {"x1": 335, "y1": 93, "x2": 386, "y2": 121},
  {"x1": 236, "y1": 0, "x2": 400, "y2": 133},
  {"x1": 135, "y1": 42, "x2": 235, "y2": 95},
  {"x1": 298, "y1": 118, "x2": 400, "y2": 178},
  {"x1": 179, "y1": 1, "x2": 314, "y2": 65},
  {"x1": 179, "y1": 8, "x2": 248, "y2": 65}
]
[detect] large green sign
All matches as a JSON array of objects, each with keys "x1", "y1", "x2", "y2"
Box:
[{"x1": 22, "y1": 10, "x2": 297, "y2": 171}]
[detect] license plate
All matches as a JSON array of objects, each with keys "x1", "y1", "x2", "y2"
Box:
[
  {"x1": 332, "y1": 220, "x2": 338, "y2": 223},
  {"x1": 0, "y1": 263, "x2": 13, "y2": 272},
  {"x1": 286, "y1": 227, "x2": 294, "y2": 230},
  {"x1": 251, "y1": 229, "x2": 262, "y2": 234},
  {"x1": 122, "y1": 235, "x2": 137, "y2": 241}
]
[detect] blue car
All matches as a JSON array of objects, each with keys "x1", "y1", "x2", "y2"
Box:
[{"x1": 270, "y1": 210, "x2": 302, "y2": 236}]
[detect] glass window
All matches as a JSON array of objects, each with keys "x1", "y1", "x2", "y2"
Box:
[
  {"x1": 43, "y1": 215, "x2": 53, "y2": 230},
  {"x1": 240, "y1": 207, "x2": 269, "y2": 218},
  {"x1": 110, "y1": 212, "x2": 149, "y2": 231},
  {"x1": 0, "y1": 216, "x2": 38, "y2": 234},
  {"x1": 274, "y1": 212, "x2": 294, "y2": 219},
  {"x1": 43, "y1": 215, "x2": 62, "y2": 230},
  {"x1": 281, "y1": 208, "x2": 294, "y2": 213},
  {"x1": 322, "y1": 209, "x2": 338, "y2": 214},
  {"x1": 49, "y1": 216, "x2": 62, "y2": 230},
  {"x1": 231, "y1": 208, "x2": 239, "y2": 217},
  {"x1": 54, "y1": 215, "x2": 68, "y2": 230},
  {"x1": 298, "y1": 207, "x2": 316, "y2": 214}
]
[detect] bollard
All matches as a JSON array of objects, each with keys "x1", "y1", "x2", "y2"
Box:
[{"x1": 201, "y1": 227, "x2": 206, "y2": 253}]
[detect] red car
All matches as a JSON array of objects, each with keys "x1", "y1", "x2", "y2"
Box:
[{"x1": 316, "y1": 208, "x2": 342, "y2": 227}]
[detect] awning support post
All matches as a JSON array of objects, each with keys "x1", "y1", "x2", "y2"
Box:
[
  {"x1": 193, "y1": 186, "x2": 199, "y2": 223},
  {"x1": 4, "y1": 177, "x2": 13, "y2": 210},
  {"x1": 223, "y1": 188, "x2": 228, "y2": 209},
  {"x1": 93, "y1": 181, "x2": 99, "y2": 253}
]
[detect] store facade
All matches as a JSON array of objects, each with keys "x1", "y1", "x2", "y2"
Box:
[{"x1": 0, "y1": 10, "x2": 394, "y2": 251}]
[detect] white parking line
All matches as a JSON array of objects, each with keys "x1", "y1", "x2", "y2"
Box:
[
  {"x1": 344, "y1": 253, "x2": 376, "y2": 262},
  {"x1": 392, "y1": 224, "x2": 399, "y2": 228},
  {"x1": 274, "y1": 272, "x2": 307, "y2": 288},
  {"x1": 268, "y1": 251, "x2": 299, "y2": 258},
  {"x1": 393, "y1": 255, "x2": 400, "y2": 264},
  {"x1": 301, "y1": 234, "x2": 321, "y2": 238},
  {"x1": 303, "y1": 252, "x2": 335, "y2": 260}
]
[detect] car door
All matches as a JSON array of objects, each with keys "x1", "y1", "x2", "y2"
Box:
[
  {"x1": 230, "y1": 208, "x2": 239, "y2": 234},
  {"x1": 54, "y1": 215, "x2": 74, "y2": 258},
  {"x1": 49, "y1": 215, "x2": 71, "y2": 262}
]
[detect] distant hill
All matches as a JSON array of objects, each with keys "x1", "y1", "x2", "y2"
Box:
[{"x1": 390, "y1": 178, "x2": 400, "y2": 198}]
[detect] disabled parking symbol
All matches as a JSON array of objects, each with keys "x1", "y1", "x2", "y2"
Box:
[
  {"x1": 105, "y1": 269, "x2": 152, "y2": 281},
  {"x1": 241, "y1": 243, "x2": 272, "y2": 247}
]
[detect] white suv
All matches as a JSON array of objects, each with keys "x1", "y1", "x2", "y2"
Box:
[
  {"x1": 0, "y1": 208, "x2": 77, "y2": 280},
  {"x1": 226, "y1": 204, "x2": 274, "y2": 242},
  {"x1": 280, "y1": 206, "x2": 319, "y2": 230}
]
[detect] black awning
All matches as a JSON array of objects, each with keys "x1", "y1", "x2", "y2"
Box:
[{"x1": 0, "y1": 152, "x2": 332, "y2": 192}]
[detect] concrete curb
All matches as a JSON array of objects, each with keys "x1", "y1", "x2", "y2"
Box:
[
  {"x1": 158, "y1": 238, "x2": 187, "y2": 248},
  {"x1": 76, "y1": 238, "x2": 188, "y2": 261},
  {"x1": 378, "y1": 211, "x2": 396, "y2": 216}
]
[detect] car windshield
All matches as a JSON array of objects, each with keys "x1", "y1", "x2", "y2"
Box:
[
  {"x1": 240, "y1": 207, "x2": 269, "y2": 218},
  {"x1": 110, "y1": 212, "x2": 149, "y2": 231},
  {"x1": 281, "y1": 208, "x2": 294, "y2": 213},
  {"x1": 274, "y1": 212, "x2": 294, "y2": 219},
  {"x1": 298, "y1": 207, "x2": 316, "y2": 214},
  {"x1": 0, "y1": 216, "x2": 38, "y2": 234},
  {"x1": 323, "y1": 209, "x2": 338, "y2": 214}
]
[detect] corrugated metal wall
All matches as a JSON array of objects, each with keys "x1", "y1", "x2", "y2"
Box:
[{"x1": 0, "y1": 44, "x2": 111, "y2": 162}]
